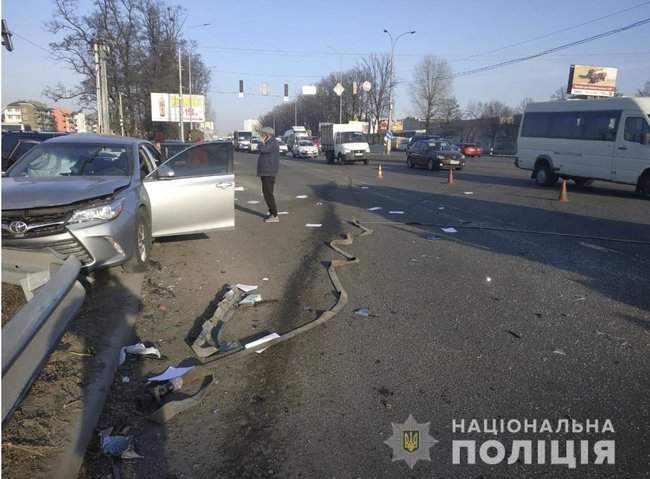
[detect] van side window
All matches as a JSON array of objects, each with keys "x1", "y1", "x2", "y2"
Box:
[
  {"x1": 624, "y1": 117, "x2": 650, "y2": 144},
  {"x1": 522, "y1": 113, "x2": 550, "y2": 138},
  {"x1": 582, "y1": 111, "x2": 619, "y2": 141}
]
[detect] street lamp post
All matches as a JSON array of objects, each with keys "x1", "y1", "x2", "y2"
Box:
[{"x1": 383, "y1": 29, "x2": 415, "y2": 154}]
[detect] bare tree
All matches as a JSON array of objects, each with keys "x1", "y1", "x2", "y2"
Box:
[
  {"x1": 550, "y1": 86, "x2": 568, "y2": 100},
  {"x1": 410, "y1": 55, "x2": 452, "y2": 128},
  {"x1": 463, "y1": 101, "x2": 483, "y2": 120},
  {"x1": 480, "y1": 100, "x2": 514, "y2": 119},
  {"x1": 637, "y1": 80, "x2": 650, "y2": 97},
  {"x1": 516, "y1": 97, "x2": 534, "y2": 114},
  {"x1": 359, "y1": 53, "x2": 392, "y2": 139},
  {"x1": 45, "y1": 0, "x2": 210, "y2": 138}
]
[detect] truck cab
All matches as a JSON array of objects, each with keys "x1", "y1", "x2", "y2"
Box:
[{"x1": 321, "y1": 123, "x2": 371, "y2": 165}]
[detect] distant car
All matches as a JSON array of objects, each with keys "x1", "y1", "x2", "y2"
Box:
[
  {"x1": 406, "y1": 140, "x2": 465, "y2": 171},
  {"x1": 459, "y1": 143, "x2": 482, "y2": 157},
  {"x1": 2, "y1": 131, "x2": 67, "y2": 171},
  {"x1": 293, "y1": 140, "x2": 319, "y2": 158},
  {"x1": 249, "y1": 138, "x2": 261, "y2": 153},
  {"x1": 2, "y1": 134, "x2": 235, "y2": 273},
  {"x1": 406, "y1": 135, "x2": 441, "y2": 153},
  {"x1": 159, "y1": 141, "x2": 191, "y2": 163},
  {"x1": 278, "y1": 141, "x2": 289, "y2": 155},
  {"x1": 308, "y1": 136, "x2": 321, "y2": 152}
]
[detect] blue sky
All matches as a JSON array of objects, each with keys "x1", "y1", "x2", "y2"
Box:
[{"x1": 2, "y1": 0, "x2": 650, "y2": 133}]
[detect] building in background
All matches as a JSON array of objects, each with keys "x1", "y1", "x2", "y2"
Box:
[
  {"x1": 2, "y1": 104, "x2": 23, "y2": 127},
  {"x1": 243, "y1": 118, "x2": 260, "y2": 132},
  {"x1": 51, "y1": 106, "x2": 74, "y2": 132},
  {"x1": 85, "y1": 113, "x2": 98, "y2": 133},
  {"x1": 3, "y1": 101, "x2": 54, "y2": 131},
  {"x1": 72, "y1": 111, "x2": 87, "y2": 132}
]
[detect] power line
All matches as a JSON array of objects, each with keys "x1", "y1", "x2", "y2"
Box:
[
  {"x1": 454, "y1": 0, "x2": 650, "y2": 61},
  {"x1": 450, "y1": 17, "x2": 650, "y2": 79},
  {"x1": 11, "y1": 31, "x2": 50, "y2": 53}
]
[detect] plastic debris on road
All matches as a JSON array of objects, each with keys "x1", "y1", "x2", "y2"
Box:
[
  {"x1": 239, "y1": 294, "x2": 262, "y2": 305},
  {"x1": 245, "y1": 332, "x2": 281, "y2": 353},
  {"x1": 305, "y1": 223, "x2": 322, "y2": 228},
  {"x1": 368, "y1": 207, "x2": 382, "y2": 211},
  {"x1": 235, "y1": 283, "x2": 258, "y2": 293},
  {"x1": 388, "y1": 211, "x2": 405, "y2": 215},
  {"x1": 234, "y1": 186, "x2": 245, "y2": 191},
  {"x1": 262, "y1": 277, "x2": 270, "y2": 281},
  {"x1": 119, "y1": 342, "x2": 161, "y2": 366},
  {"x1": 121, "y1": 376, "x2": 130, "y2": 383},
  {"x1": 296, "y1": 195, "x2": 308, "y2": 199},
  {"x1": 463, "y1": 192, "x2": 474, "y2": 195},
  {"x1": 360, "y1": 186, "x2": 369, "y2": 189},
  {"x1": 247, "y1": 200, "x2": 260, "y2": 204},
  {"x1": 316, "y1": 202, "x2": 324, "y2": 206},
  {"x1": 438, "y1": 207, "x2": 445, "y2": 210},
  {"x1": 553, "y1": 349, "x2": 567, "y2": 356},
  {"x1": 277, "y1": 211, "x2": 289, "y2": 215},
  {"x1": 148, "y1": 366, "x2": 194, "y2": 382},
  {"x1": 100, "y1": 428, "x2": 143, "y2": 459},
  {"x1": 486, "y1": 276, "x2": 492, "y2": 283},
  {"x1": 441, "y1": 227, "x2": 458, "y2": 233},
  {"x1": 353, "y1": 308, "x2": 370, "y2": 317}
]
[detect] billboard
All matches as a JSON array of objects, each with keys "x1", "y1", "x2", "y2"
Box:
[
  {"x1": 151, "y1": 93, "x2": 205, "y2": 122},
  {"x1": 567, "y1": 65, "x2": 618, "y2": 97}
]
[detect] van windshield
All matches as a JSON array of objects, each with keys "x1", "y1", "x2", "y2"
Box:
[{"x1": 340, "y1": 132, "x2": 367, "y2": 143}]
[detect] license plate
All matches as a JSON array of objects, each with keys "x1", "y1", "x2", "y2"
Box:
[
  {"x1": 355, "y1": 152, "x2": 363, "y2": 156},
  {"x1": 449, "y1": 160, "x2": 460, "y2": 165}
]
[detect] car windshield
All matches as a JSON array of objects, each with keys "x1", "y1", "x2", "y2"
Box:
[
  {"x1": 237, "y1": 132, "x2": 252, "y2": 140},
  {"x1": 8, "y1": 143, "x2": 130, "y2": 177},
  {"x1": 299, "y1": 141, "x2": 313, "y2": 146},
  {"x1": 164, "y1": 144, "x2": 190, "y2": 158},
  {"x1": 429, "y1": 141, "x2": 457, "y2": 151},
  {"x1": 340, "y1": 132, "x2": 367, "y2": 143}
]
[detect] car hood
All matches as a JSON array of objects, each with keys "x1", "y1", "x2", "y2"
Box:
[
  {"x1": 2, "y1": 176, "x2": 131, "y2": 210},
  {"x1": 437, "y1": 152, "x2": 464, "y2": 159}
]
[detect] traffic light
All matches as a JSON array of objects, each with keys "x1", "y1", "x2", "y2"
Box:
[
  {"x1": 239, "y1": 80, "x2": 244, "y2": 98},
  {"x1": 1, "y1": 19, "x2": 14, "y2": 52},
  {"x1": 284, "y1": 83, "x2": 289, "y2": 102}
]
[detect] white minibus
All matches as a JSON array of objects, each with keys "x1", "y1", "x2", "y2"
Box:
[{"x1": 516, "y1": 97, "x2": 650, "y2": 197}]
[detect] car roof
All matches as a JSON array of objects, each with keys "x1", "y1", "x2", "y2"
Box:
[{"x1": 45, "y1": 133, "x2": 146, "y2": 145}]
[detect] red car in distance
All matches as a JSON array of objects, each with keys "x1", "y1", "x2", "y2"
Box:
[{"x1": 460, "y1": 143, "x2": 482, "y2": 157}]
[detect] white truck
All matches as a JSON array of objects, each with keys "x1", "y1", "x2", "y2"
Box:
[
  {"x1": 320, "y1": 123, "x2": 371, "y2": 165},
  {"x1": 282, "y1": 126, "x2": 310, "y2": 152}
]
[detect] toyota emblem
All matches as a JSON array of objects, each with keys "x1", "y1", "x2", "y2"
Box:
[{"x1": 8, "y1": 221, "x2": 28, "y2": 234}]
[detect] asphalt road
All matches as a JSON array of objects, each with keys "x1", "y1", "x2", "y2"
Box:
[{"x1": 83, "y1": 151, "x2": 649, "y2": 479}]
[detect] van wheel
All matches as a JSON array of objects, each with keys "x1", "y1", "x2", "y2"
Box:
[
  {"x1": 639, "y1": 172, "x2": 650, "y2": 199},
  {"x1": 123, "y1": 208, "x2": 151, "y2": 273},
  {"x1": 363, "y1": 159, "x2": 369, "y2": 165},
  {"x1": 574, "y1": 178, "x2": 594, "y2": 187},
  {"x1": 534, "y1": 161, "x2": 557, "y2": 186},
  {"x1": 427, "y1": 159, "x2": 434, "y2": 171}
]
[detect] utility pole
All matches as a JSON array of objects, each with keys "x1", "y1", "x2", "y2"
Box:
[
  {"x1": 93, "y1": 41, "x2": 102, "y2": 133},
  {"x1": 177, "y1": 46, "x2": 184, "y2": 141},
  {"x1": 118, "y1": 92, "x2": 125, "y2": 136},
  {"x1": 294, "y1": 96, "x2": 298, "y2": 126},
  {"x1": 93, "y1": 39, "x2": 110, "y2": 134},
  {"x1": 383, "y1": 29, "x2": 415, "y2": 154},
  {"x1": 188, "y1": 50, "x2": 193, "y2": 133}
]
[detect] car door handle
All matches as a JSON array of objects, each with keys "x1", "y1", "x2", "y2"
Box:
[
  {"x1": 217, "y1": 182, "x2": 234, "y2": 189},
  {"x1": 618, "y1": 147, "x2": 627, "y2": 150}
]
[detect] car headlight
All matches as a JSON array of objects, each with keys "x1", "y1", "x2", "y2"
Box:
[
  {"x1": 437, "y1": 155, "x2": 446, "y2": 160},
  {"x1": 68, "y1": 198, "x2": 124, "y2": 224}
]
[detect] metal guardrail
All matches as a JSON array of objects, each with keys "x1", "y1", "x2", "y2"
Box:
[{"x1": 2, "y1": 255, "x2": 86, "y2": 422}]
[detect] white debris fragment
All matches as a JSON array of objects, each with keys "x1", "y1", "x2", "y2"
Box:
[
  {"x1": 486, "y1": 276, "x2": 492, "y2": 283},
  {"x1": 148, "y1": 366, "x2": 194, "y2": 382},
  {"x1": 296, "y1": 195, "x2": 308, "y2": 199},
  {"x1": 305, "y1": 223, "x2": 322, "y2": 228},
  {"x1": 368, "y1": 207, "x2": 382, "y2": 211},
  {"x1": 234, "y1": 186, "x2": 245, "y2": 191},
  {"x1": 388, "y1": 211, "x2": 405, "y2": 215},
  {"x1": 239, "y1": 294, "x2": 262, "y2": 305},
  {"x1": 438, "y1": 207, "x2": 445, "y2": 210},
  {"x1": 463, "y1": 192, "x2": 474, "y2": 195},
  {"x1": 441, "y1": 227, "x2": 458, "y2": 233},
  {"x1": 235, "y1": 283, "x2": 258, "y2": 293},
  {"x1": 247, "y1": 200, "x2": 260, "y2": 204},
  {"x1": 277, "y1": 211, "x2": 289, "y2": 215},
  {"x1": 119, "y1": 342, "x2": 161, "y2": 366},
  {"x1": 245, "y1": 333, "x2": 281, "y2": 353}
]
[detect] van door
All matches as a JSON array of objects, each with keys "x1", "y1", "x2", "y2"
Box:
[{"x1": 613, "y1": 114, "x2": 650, "y2": 184}]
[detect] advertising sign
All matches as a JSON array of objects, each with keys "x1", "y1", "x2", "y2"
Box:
[
  {"x1": 567, "y1": 65, "x2": 618, "y2": 97},
  {"x1": 151, "y1": 93, "x2": 205, "y2": 122},
  {"x1": 302, "y1": 85, "x2": 317, "y2": 95}
]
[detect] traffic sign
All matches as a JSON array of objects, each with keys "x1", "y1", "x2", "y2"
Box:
[
  {"x1": 333, "y1": 82, "x2": 345, "y2": 96},
  {"x1": 259, "y1": 82, "x2": 270, "y2": 96},
  {"x1": 362, "y1": 81, "x2": 372, "y2": 92}
]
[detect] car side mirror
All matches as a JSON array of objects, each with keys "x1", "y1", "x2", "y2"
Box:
[
  {"x1": 642, "y1": 132, "x2": 650, "y2": 145},
  {"x1": 156, "y1": 164, "x2": 176, "y2": 178}
]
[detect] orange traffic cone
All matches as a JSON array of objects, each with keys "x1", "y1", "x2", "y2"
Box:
[
  {"x1": 378, "y1": 164, "x2": 384, "y2": 179},
  {"x1": 447, "y1": 167, "x2": 454, "y2": 185},
  {"x1": 559, "y1": 178, "x2": 568, "y2": 202}
]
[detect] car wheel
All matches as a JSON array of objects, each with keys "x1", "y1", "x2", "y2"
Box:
[
  {"x1": 639, "y1": 172, "x2": 650, "y2": 199},
  {"x1": 363, "y1": 159, "x2": 369, "y2": 165},
  {"x1": 407, "y1": 157, "x2": 413, "y2": 168},
  {"x1": 573, "y1": 178, "x2": 594, "y2": 187},
  {"x1": 427, "y1": 159, "x2": 434, "y2": 171},
  {"x1": 123, "y1": 207, "x2": 151, "y2": 273},
  {"x1": 337, "y1": 154, "x2": 344, "y2": 165},
  {"x1": 534, "y1": 161, "x2": 557, "y2": 186}
]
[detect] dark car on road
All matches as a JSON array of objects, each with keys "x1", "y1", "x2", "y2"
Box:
[
  {"x1": 406, "y1": 140, "x2": 465, "y2": 171},
  {"x1": 2, "y1": 131, "x2": 67, "y2": 171},
  {"x1": 406, "y1": 134, "x2": 441, "y2": 153}
]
